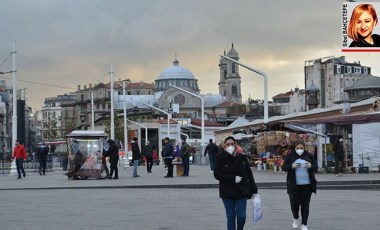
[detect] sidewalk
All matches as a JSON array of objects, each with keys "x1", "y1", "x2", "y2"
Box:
[{"x1": 1, "y1": 164, "x2": 379, "y2": 190}]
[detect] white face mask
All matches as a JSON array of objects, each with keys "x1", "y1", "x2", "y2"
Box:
[
  {"x1": 225, "y1": 145, "x2": 235, "y2": 155},
  {"x1": 296, "y1": 149, "x2": 304, "y2": 156}
]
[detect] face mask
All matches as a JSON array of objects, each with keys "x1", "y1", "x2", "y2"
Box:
[
  {"x1": 339, "y1": 139, "x2": 343, "y2": 143},
  {"x1": 225, "y1": 145, "x2": 235, "y2": 155},
  {"x1": 296, "y1": 149, "x2": 304, "y2": 156}
]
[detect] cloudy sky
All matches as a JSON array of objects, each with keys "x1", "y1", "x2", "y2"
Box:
[{"x1": 1, "y1": 0, "x2": 380, "y2": 110}]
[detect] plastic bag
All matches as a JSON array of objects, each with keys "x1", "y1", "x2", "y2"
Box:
[{"x1": 252, "y1": 194, "x2": 262, "y2": 224}]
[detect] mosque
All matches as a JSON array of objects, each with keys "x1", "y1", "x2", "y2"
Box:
[{"x1": 114, "y1": 44, "x2": 244, "y2": 148}]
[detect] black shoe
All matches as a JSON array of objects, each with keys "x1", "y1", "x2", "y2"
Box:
[
  {"x1": 17, "y1": 176, "x2": 21, "y2": 179},
  {"x1": 23, "y1": 172, "x2": 26, "y2": 177},
  {"x1": 133, "y1": 175, "x2": 140, "y2": 177},
  {"x1": 107, "y1": 176, "x2": 113, "y2": 179},
  {"x1": 39, "y1": 171, "x2": 42, "y2": 176},
  {"x1": 112, "y1": 177, "x2": 118, "y2": 179},
  {"x1": 164, "y1": 175, "x2": 173, "y2": 178},
  {"x1": 43, "y1": 173, "x2": 46, "y2": 175}
]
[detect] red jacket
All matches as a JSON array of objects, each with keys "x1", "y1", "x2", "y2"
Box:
[{"x1": 13, "y1": 144, "x2": 27, "y2": 160}]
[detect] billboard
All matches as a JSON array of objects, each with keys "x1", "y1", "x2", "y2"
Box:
[{"x1": 342, "y1": 2, "x2": 380, "y2": 52}]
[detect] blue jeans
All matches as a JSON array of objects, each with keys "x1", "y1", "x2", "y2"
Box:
[
  {"x1": 222, "y1": 198, "x2": 247, "y2": 230},
  {"x1": 209, "y1": 154, "x2": 216, "y2": 171},
  {"x1": 16, "y1": 159, "x2": 25, "y2": 177},
  {"x1": 133, "y1": 160, "x2": 139, "y2": 176}
]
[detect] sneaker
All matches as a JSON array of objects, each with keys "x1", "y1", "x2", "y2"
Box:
[
  {"x1": 292, "y1": 219, "x2": 299, "y2": 229},
  {"x1": 301, "y1": 224, "x2": 308, "y2": 230}
]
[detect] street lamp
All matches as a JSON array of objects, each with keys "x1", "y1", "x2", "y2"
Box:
[
  {"x1": 170, "y1": 128, "x2": 189, "y2": 140},
  {"x1": 168, "y1": 84, "x2": 205, "y2": 165},
  {"x1": 126, "y1": 119, "x2": 148, "y2": 146},
  {"x1": 220, "y1": 55, "x2": 269, "y2": 125},
  {"x1": 142, "y1": 103, "x2": 170, "y2": 139}
]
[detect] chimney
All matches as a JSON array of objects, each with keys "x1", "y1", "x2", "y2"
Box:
[
  {"x1": 84, "y1": 85, "x2": 87, "y2": 89},
  {"x1": 89, "y1": 83, "x2": 92, "y2": 88},
  {"x1": 77, "y1": 85, "x2": 81, "y2": 90}
]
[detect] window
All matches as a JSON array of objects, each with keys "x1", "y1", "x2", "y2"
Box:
[
  {"x1": 354, "y1": 67, "x2": 361, "y2": 73},
  {"x1": 81, "y1": 95, "x2": 84, "y2": 101},
  {"x1": 232, "y1": 85, "x2": 238, "y2": 96},
  {"x1": 364, "y1": 68, "x2": 368, "y2": 74},
  {"x1": 347, "y1": 66, "x2": 351, "y2": 73},
  {"x1": 336, "y1": 65, "x2": 341, "y2": 74},
  {"x1": 232, "y1": 63, "x2": 236, "y2": 73}
]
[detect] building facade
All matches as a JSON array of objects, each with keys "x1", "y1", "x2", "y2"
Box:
[{"x1": 304, "y1": 56, "x2": 371, "y2": 109}]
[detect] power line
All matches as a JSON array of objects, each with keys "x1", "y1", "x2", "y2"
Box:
[
  {"x1": 0, "y1": 76, "x2": 77, "y2": 90},
  {"x1": 0, "y1": 52, "x2": 12, "y2": 68}
]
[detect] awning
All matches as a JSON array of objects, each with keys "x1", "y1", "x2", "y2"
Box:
[
  {"x1": 284, "y1": 124, "x2": 326, "y2": 137},
  {"x1": 286, "y1": 112, "x2": 380, "y2": 125}
]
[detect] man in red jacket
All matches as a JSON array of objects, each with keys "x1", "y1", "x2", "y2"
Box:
[{"x1": 12, "y1": 140, "x2": 27, "y2": 179}]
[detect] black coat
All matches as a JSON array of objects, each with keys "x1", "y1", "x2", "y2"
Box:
[
  {"x1": 107, "y1": 142, "x2": 119, "y2": 164},
  {"x1": 214, "y1": 151, "x2": 258, "y2": 199},
  {"x1": 282, "y1": 150, "x2": 318, "y2": 194},
  {"x1": 333, "y1": 141, "x2": 344, "y2": 158},
  {"x1": 131, "y1": 142, "x2": 142, "y2": 161}
]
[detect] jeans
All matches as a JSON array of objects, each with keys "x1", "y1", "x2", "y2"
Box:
[
  {"x1": 39, "y1": 159, "x2": 47, "y2": 174},
  {"x1": 222, "y1": 198, "x2": 247, "y2": 230},
  {"x1": 208, "y1": 154, "x2": 216, "y2": 171},
  {"x1": 182, "y1": 157, "x2": 190, "y2": 176},
  {"x1": 133, "y1": 160, "x2": 139, "y2": 176},
  {"x1": 16, "y1": 159, "x2": 25, "y2": 177},
  {"x1": 289, "y1": 184, "x2": 312, "y2": 225}
]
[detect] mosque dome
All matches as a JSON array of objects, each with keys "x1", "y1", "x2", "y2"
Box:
[{"x1": 155, "y1": 59, "x2": 200, "y2": 92}]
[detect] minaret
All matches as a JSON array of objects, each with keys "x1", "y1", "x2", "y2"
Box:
[
  {"x1": 224, "y1": 43, "x2": 242, "y2": 104},
  {"x1": 218, "y1": 50, "x2": 227, "y2": 97}
]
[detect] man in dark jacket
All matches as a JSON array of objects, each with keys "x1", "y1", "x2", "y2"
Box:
[
  {"x1": 107, "y1": 139, "x2": 119, "y2": 179},
  {"x1": 180, "y1": 138, "x2": 191, "y2": 176},
  {"x1": 204, "y1": 139, "x2": 218, "y2": 173},
  {"x1": 143, "y1": 141, "x2": 154, "y2": 173},
  {"x1": 131, "y1": 137, "x2": 142, "y2": 177},
  {"x1": 162, "y1": 137, "x2": 174, "y2": 178},
  {"x1": 333, "y1": 136, "x2": 345, "y2": 176},
  {"x1": 37, "y1": 142, "x2": 49, "y2": 175}
]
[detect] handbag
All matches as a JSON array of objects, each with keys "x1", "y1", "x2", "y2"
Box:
[{"x1": 252, "y1": 194, "x2": 262, "y2": 224}]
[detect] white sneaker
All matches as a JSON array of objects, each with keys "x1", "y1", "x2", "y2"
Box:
[
  {"x1": 292, "y1": 219, "x2": 299, "y2": 229},
  {"x1": 301, "y1": 224, "x2": 308, "y2": 230},
  {"x1": 210, "y1": 171, "x2": 214, "y2": 173}
]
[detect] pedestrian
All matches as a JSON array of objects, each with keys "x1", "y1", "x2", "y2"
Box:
[
  {"x1": 180, "y1": 137, "x2": 191, "y2": 176},
  {"x1": 204, "y1": 139, "x2": 219, "y2": 173},
  {"x1": 131, "y1": 137, "x2": 142, "y2": 177},
  {"x1": 282, "y1": 141, "x2": 317, "y2": 230},
  {"x1": 37, "y1": 142, "x2": 49, "y2": 175},
  {"x1": 333, "y1": 136, "x2": 345, "y2": 177},
  {"x1": 162, "y1": 137, "x2": 174, "y2": 178},
  {"x1": 214, "y1": 136, "x2": 258, "y2": 230},
  {"x1": 143, "y1": 141, "x2": 154, "y2": 173},
  {"x1": 106, "y1": 139, "x2": 119, "y2": 179},
  {"x1": 12, "y1": 140, "x2": 27, "y2": 179}
]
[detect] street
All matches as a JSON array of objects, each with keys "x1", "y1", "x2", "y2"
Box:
[{"x1": 1, "y1": 188, "x2": 379, "y2": 230}]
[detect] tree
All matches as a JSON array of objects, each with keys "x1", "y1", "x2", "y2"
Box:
[{"x1": 104, "y1": 115, "x2": 124, "y2": 142}]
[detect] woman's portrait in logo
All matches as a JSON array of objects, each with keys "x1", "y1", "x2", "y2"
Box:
[{"x1": 348, "y1": 3, "x2": 380, "y2": 47}]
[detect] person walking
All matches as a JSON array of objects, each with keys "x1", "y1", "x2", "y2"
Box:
[
  {"x1": 204, "y1": 139, "x2": 219, "y2": 173},
  {"x1": 37, "y1": 142, "x2": 49, "y2": 175},
  {"x1": 12, "y1": 140, "x2": 27, "y2": 179},
  {"x1": 143, "y1": 141, "x2": 154, "y2": 173},
  {"x1": 282, "y1": 141, "x2": 317, "y2": 230},
  {"x1": 131, "y1": 137, "x2": 142, "y2": 177},
  {"x1": 333, "y1": 136, "x2": 345, "y2": 177},
  {"x1": 106, "y1": 139, "x2": 119, "y2": 179},
  {"x1": 214, "y1": 136, "x2": 258, "y2": 230},
  {"x1": 162, "y1": 137, "x2": 174, "y2": 178},
  {"x1": 180, "y1": 137, "x2": 191, "y2": 176}
]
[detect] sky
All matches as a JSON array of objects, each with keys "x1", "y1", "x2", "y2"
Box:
[{"x1": 1, "y1": 0, "x2": 380, "y2": 110}]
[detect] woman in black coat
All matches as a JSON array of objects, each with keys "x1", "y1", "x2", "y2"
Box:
[
  {"x1": 282, "y1": 141, "x2": 317, "y2": 230},
  {"x1": 214, "y1": 136, "x2": 258, "y2": 230}
]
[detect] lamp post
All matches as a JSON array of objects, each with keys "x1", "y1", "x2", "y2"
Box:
[
  {"x1": 220, "y1": 55, "x2": 269, "y2": 125},
  {"x1": 170, "y1": 128, "x2": 189, "y2": 140},
  {"x1": 142, "y1": 103, "x2": 170, "y2": 139},
  {"x1": 122, "y1": 81, "x2": 128, "y2": 152},
  {"x1": 110, "y1": 64, "x2": 115, "y2": 140},
  {"x1": 168, "y1": 84, "x2": 205, "y2": 165},
  {"x1": 127, "y1": 119, "x2": 148, "y2": 145}
]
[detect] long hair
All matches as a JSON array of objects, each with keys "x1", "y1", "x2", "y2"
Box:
[{"x1": 348, "y1": 4, "x2": 378, "y2": 42}]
